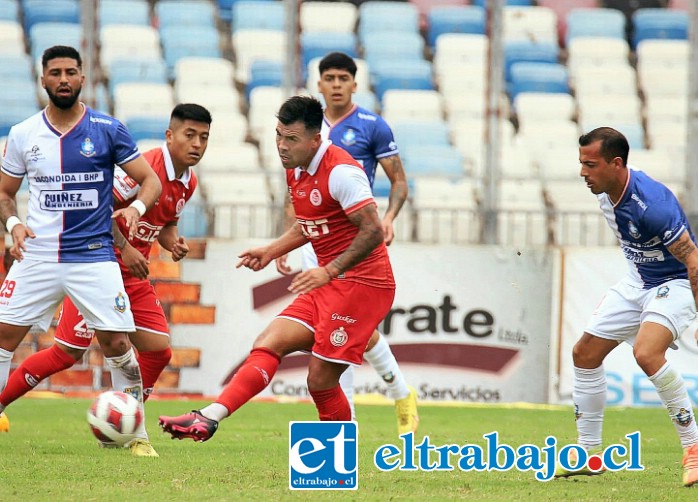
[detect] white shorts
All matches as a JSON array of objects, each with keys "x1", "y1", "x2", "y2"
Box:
[
  {"x1": 585, "y1": 277, "x2": 696, "y2": 343},
  {"x1": 0, "y1": 259, "x2": 135, "y2": 333},
  {"x1": 300, "y1": 242, "x2": 318, "y2": 271}
]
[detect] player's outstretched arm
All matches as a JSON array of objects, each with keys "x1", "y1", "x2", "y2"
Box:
[
  {"x1": 377, "y1": 154, "x2": 409, "y2": 246},
  {"x1": 112, "y1": 156, "x2": 162, "y2": 239},
  {"x1": 158, "y1": 224, "x2": 189, "y2": 262},
  {"x1": 239, "y1": 222, "x2": 308, "y2": 272},
  {"x1": 0, "y1": 174, "x2": 35, "y2": 261}
]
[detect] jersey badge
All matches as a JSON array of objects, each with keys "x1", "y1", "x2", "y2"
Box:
[
  {"x1": 330, "y1": 327, "x2": 348, "y2": 347},
  {"x1": 341, "y1": 128, "x2": 356, "y2": 147},
  {"x1": 656, "y1": 286, "x2": 670, "y2": 299},
  {"x1": 114, "y1": 292, "x2": 127, "y2": 313},
  {"x1": 310, "y1": 188, "x2": 322, "y2": 206},
  {"x1": 176, "y1": 198, "x2": 186, "y2": 216},
  {"x1": 29, "y1": 145, "x2": 45, "y2": 162},
  {"x1": 628, "y1": 221, "x2": 640, "y2": 240},
  {"x1": 80, "y1": 138, "x2": 96, "y2": 158}
]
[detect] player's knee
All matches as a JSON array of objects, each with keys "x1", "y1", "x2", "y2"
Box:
[
  {"x1": 632, "y1": 346, "x2": 663, "y2": 376},
  {"x1": 97, "y1": 332, "x2": 132, "y2": 357},
  {"x1": 571, "y1": 342, "x2": 600, "y2": 368}
]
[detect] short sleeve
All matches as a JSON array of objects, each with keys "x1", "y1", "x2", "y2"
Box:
[
  {"x1": 112, "y1": 120, "x2": 141, "y2": 166},
  {"x1": 1, "y1": 127, "x2": 26, "y2": 178},
  {"x1": 113, "y1": 166, "x2": 140, "y2": 203},
  {"x1": 328, "y1": 164, "x2": 374, "y2": 212},
  {"x1": 371, "y1": 115, "x2": 399, "y2": 160}
]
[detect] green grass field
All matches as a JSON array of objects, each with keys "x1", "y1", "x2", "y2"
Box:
[{"x1": 0, "y1": 397, "x2": 691, "y2": 501}]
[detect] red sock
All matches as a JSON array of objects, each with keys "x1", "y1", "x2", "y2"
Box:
[
  {"x1": 137, "y1": 347, "x2": 172, "y2": 402},
  {"x1": 309, "y1": 385, "x2": 351, "y2": 421},
  {"x1": 215, "y1": 348, "x2": 280, "y2": 414},
  {"x1": 0, "y1": 344, "x2": 77, "y2": 407}
]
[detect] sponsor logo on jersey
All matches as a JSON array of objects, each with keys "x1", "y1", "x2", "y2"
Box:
[
  {"x1": 80, "y1": 138, "x2": 96, "y2": 158},
  {"x1": 28, "y1": 144, "x2": 45, "y2": 162},
  {"x1": 357, "y1": 112, "x2": 376, "y2": 121},
  {"x1": 40, "y1": 189, "x2": 99, "y2": 210},
  {"x1": 330, "y1": 327, "x2": 348, "y2": 347},
  {"x1": 89, "y1": 116, "x2": 113, "y2": 125},
  {"x1": 341, "y1": 129, "x2": 356, "y2": 146},
  {"x1": 331, "y1": 313, "x2": 357, "y2": 324},
  {"x1": 33, "y1": 172, "x2": 104, "y2": 184},
  {"x1": 310, "y1": 189, "x2": 322, "y2": 206},
  {"x1": 114, "y1": 292, "x2": 127, "y2": 313}
]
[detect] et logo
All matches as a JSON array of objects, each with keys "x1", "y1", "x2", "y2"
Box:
[{"x1": 289, "y1": 421, "x2": 358, "y2": 490}]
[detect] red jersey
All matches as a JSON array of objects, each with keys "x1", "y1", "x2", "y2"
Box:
[
  {"x1": 286, "y1": 141, "x2": 394, "y2": 289},
  {"x1": 113, "y1": 145, "x2": 198, "y2": 279}
]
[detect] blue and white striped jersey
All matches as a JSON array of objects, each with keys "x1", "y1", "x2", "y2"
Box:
[
  {"x1": 599, "y1": 168, "x2": 695, "y2": 289},
  {"x1": 1, "y1": 106, "x2": 140, "y2": 262}
]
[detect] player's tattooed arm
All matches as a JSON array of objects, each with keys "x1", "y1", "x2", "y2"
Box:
[
  {"x1": 667, "y1": 230, "x2": 698, "y2": 305},
  {"x1": 325, "y1": 204, "x2": 384, "y2": 277}
]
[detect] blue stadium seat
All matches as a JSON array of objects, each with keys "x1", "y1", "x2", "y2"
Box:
[
  {"x1": 245, "y1": 60, "x2": 283, "y2": 101},
  {"x1": 219, "y1": 0, "x2": 267, "y2": 24},
  {"x1": 371, "y1": 60, "x2": 434, "y2": 101},
  {"x1": 23, "y1": 0, "x2": 79, "y2": 32},
  {"x1": 372, "y1": 176, "x2": 415, "y2": 198},
  {"x1": 160, "y1": 25, "x2": 221, "y2": 78},
  {"x1": 0, "y1": 103, "x2": 41, "y2": 136},
  {"x1": 509, "y1": 62, "x2": 569, "y2": 100},
  {"x1": 402, "y1": 145, "x2": 464, "y2": 178},
  {"x1": 29, "y1": 22, "x2": 82, "y2": 61},
  {"x1": 107, "y1": 58, "x2": 168, "y2": 97},
  {"x1": 391, "y1": 121, "x2": 451, "y2": 148},
  {"x1": 631, "y1": 8, "x2": 689, "y2": 49},
  {"x1": 2, "y1": 81, "x2": 38, "y2": 107},
  {"x1": 353, "y1": 91, "x2": 378, "y2": 113},
  {"x1": 427, "y1": 6, "x2": 486, "y2": 48},
  {"x1": 177, "y1": 200, "x2": 209, "y2": 238},
  {"x1": 233, "y1": 0, "x2": 285, "y2": 32},
  {"x1": 358, "y1": 1, "x2": 419, "y2": 40},
  {"x1": 0, "y1": 54, "x2": 34, "y2": 82},
  {"x1": 566, "y1": 8, "x2": 626, "y2": 45},
  {"x1": 362, "y1": 32, "x2": 425, "y2": 68},
  {"x1": 156, "y1": 0, "x2": 215, "y2": 28},
  {"x1": 504, "y1": 40, "x2": 559, "y2": 82},
  {"x1": 126, "y1": 116, "x2": 169, "y2": 142},
  {"x1": 0, "y1": 0, "x2": 18, "y2": 22},
  {"x1": 99, "y1": 0, "x2": 149, "y2": 27},
  {"x1": 301, "y1": 32, "x2": 357, "y2": 72}
]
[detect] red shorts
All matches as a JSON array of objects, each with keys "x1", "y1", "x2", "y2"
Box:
[
  {"x1": 55, "y1": 277, "x2": 169, "y2": 349},
  {"x1": 278, "y1": 280, "x2": 395, "y2": 365}
]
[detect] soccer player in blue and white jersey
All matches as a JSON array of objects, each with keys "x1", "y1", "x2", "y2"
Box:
[
  {"x1": 554, "y1": 127, "x2": 698, "y2": 486},
  {"x1": 275, "y1": 52, "x2": 417, "y2": 435},
  {"x1": 0, "y1": 46, "x2": 162, "y2": 452}
]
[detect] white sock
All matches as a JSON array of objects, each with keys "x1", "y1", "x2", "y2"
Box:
[
  {"x1": 105, "y1": 347, "x2": 147, "y2": 440},
  {"x1": 338, "y1": 366, "x2": 356, "y2": 420},
  {"x1": 573, "y1": 365, "x2": 606, "y2": 450},
  {"x1": 200, "y1": 403, "x2": 229, "y2": 422},
  {"x1": 649, "y1": 361, "x2": 698, "y2": 449},
  {"x1": 364, "y1": 334, "x2": 410, "y2": 401},
  {"x1": 0, "y1": 348, "x2": 13, "y2": 412}
]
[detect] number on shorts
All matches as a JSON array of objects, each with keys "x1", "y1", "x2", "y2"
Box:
[{"x1": 0, "y1": 280, "x2": 16, "y2": 298}]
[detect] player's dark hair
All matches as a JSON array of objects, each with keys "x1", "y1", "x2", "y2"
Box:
[
  {"x1": 318, "y1": 52, "x2": 357, "y2": 77},
  {"x1": 170, "y1": 103, "x2": 212, "y2": 126},
  {"x1": 579, "y1": 127, "x2": 629, "y2": 166},
  {"x1": 277, "y1": 96, "x2": 323, "y2": 134},
  {"x1": 42, "y1": 45, "x2": 82, "y2": 69}
]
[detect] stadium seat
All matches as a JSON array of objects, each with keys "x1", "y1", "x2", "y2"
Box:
[
  {"x1": 205, "y1": 111, "x2": 248, "y2": 148},
  {"x1": 300, "y1": 31, "x2": 358, "y2": 71},
  {"x1": 644, "y1": 95, "x2": 687, "y2": 124},
  {"x1": 113, "y1": 82, "x2": 174, "y2": 123},
  {"x1": 233, "y1": 0, "x2": 285, "y2": 32},
  {"x1": 412, "y1": 177, "x2": 479, "y2": 244},
  {"x1": 390, "y1": 120, "x2": 451, "y2": 148},
  {"x1": 199, "y1": 143, "x2": 260, "y2": 173},
  {"x1": 509, "y1": 62, "x2": 569, "y2": 100},
  {"x1": 433, "y1": 33, "x2": 487, "y2": 80},
  {"x1": 382, "y1": 89, "x2": 443, "y2": 123},
  {"x1": 371, "y1": 60, "x2": 434, "y2": 101},
  {"x1": 0, "y1": 53, "x2": 33, "y2": 82},
  {"x1": 566, "y1": 37, "x2": 631, "y2": 84},
  {"x1": 533, "y1": 144, "x2": 582, "y2": 180},
  {"x1": 23, "y1": 0, "x2": 79, "y2": 33},
  {"x1": 161, "y1": 25, "x2": 222, "y2": 79},
  {"x1": 577, "y1": 93, "x2": 643, "y2": 130},
  {"x1": 0, "y1": 20, "x2": 24, "y2": 56},
  {"x1": 247, "y1": 85, "x2": 284, "y2": 141},
  {"x1": 177, "y1": 197, "x2": 209, "y2": 239},
  {"x1": 504, "y1": 40, "x2": 559, "y2": 83},
  {"x1": 498, "y1": 179, "x2": 548, "y2": 246},
  {"x1": 503, "y1": 6, "x2": 558, "y2": 44},
  {"x1": 0, "y1": 102, "x2": 41, "y2": 136},
  {"x1": 566, "y1": 8, "x2": 626, "y2": 45},
  {"x1": 100, "y1": 25, "x2": 162, "y2": 71},
  {"x1": 107, "y1": 58, "x2": 167, "y2": 97},
  {"x1": 0, "y1": 0, "x2": 18, "y2": 22},
  {"x1": 29, "y1": 22, "x2": 82, "y2": 62},
  {"x1": 232, "y1": 29, "x2": 286, "y2": 84},
  {"x1": 514, "y1": 92, "x2": 575, "y2": 126},
  {"x1": 176, "y1": 85, "x2": 242, "y2": 117},
  {"x1": 536, "y1": 0, "x2": 597, "y2": 46},
  {"x1": 627, "y1": 148, "x2": 679, "y2": 184},
  {"x1": 631, "y1": 9, "x2": 689, "y2": 49},
  {"x1": 155, "y1": 0, "x2": 216, "y2": 28},
  {"x1": 402, "y1": 145, "x2": 464, "y2": 178},
  {"x1": 426, "y1": 6, "x2": 486, "y2": 48},
  {"x1": 175, "y1": 57, "x2": 235, "y2": 89},
  {"x1": 300, "y1": 1, "x2": 358, "y2": 33},
  {"x1": 245, "y1": 60, "x2": 284, "y2": 102},
  {"x1": 126, "y1": 116, "x2": 169, "y2": 142},
  {"x1": 218, "y1": 0, "x2": 274, "y2": 24},
  {"x1": 99, "y1": 0, "x2": 149, "y2": 27},
  {"x1": 358, "y1": 1, "x2": 419, "y2": 41}
]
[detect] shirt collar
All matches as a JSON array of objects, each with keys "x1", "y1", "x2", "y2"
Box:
[
  {"x1": 294, "y1": 140, "x2": 332, "y2": 180},
  {"x1": 162, "y1": 142, "x2": 192, "y2": 188}
]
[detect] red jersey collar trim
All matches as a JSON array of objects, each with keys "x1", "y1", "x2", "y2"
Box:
[
  {"x1": 295, "y1": 139, "x2": 332, "y2": 179},
  {"x1": 161, "y1": 142, "x2": 192, "y2": 188}
]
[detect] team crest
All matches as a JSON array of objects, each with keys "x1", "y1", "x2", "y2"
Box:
[
  {"x1": 175, "y1": 198, "x2": 186, "y2": 216},
  {"x1": 310, "y1": 188, "x2": 322, "y2": 206},
  {"x1": 80, "y1": 137, "x2": 96, "y2": 157},
  {"x1": 114, "y1": 292, "x2": 127, "y2": 313},
  {"x1": 674, "y1": 408, "x2": 693, "y2": 427},
  {"x1": 628, "y1": 221, "x2": 640, "y2": 239},
  {"x1": 330, "y1": 327, "x2": 348, "y2": 347},
  {"x1": 341, "y1": 128, "x2": 356, "y2": 146},
  {"x1": 656, "y1": 286, "x2": 670, "y2": 299}
]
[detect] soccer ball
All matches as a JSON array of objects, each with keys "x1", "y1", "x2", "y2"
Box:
[{"x1": 87, "y1": 391, "x2": 142, "y2": 446}]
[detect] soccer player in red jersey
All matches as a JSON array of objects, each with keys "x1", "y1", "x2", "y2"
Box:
[
  {"x1": 0, "y1": 103, "x2": 211, "y2": 456},
  {"x1": 159, "y1": 95, "x2": 396, "y2": 442}
]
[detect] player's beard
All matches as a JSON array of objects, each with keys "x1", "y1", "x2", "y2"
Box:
[{"x1": 46, "y1": 84, "x2": 82, "y2": 109}]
